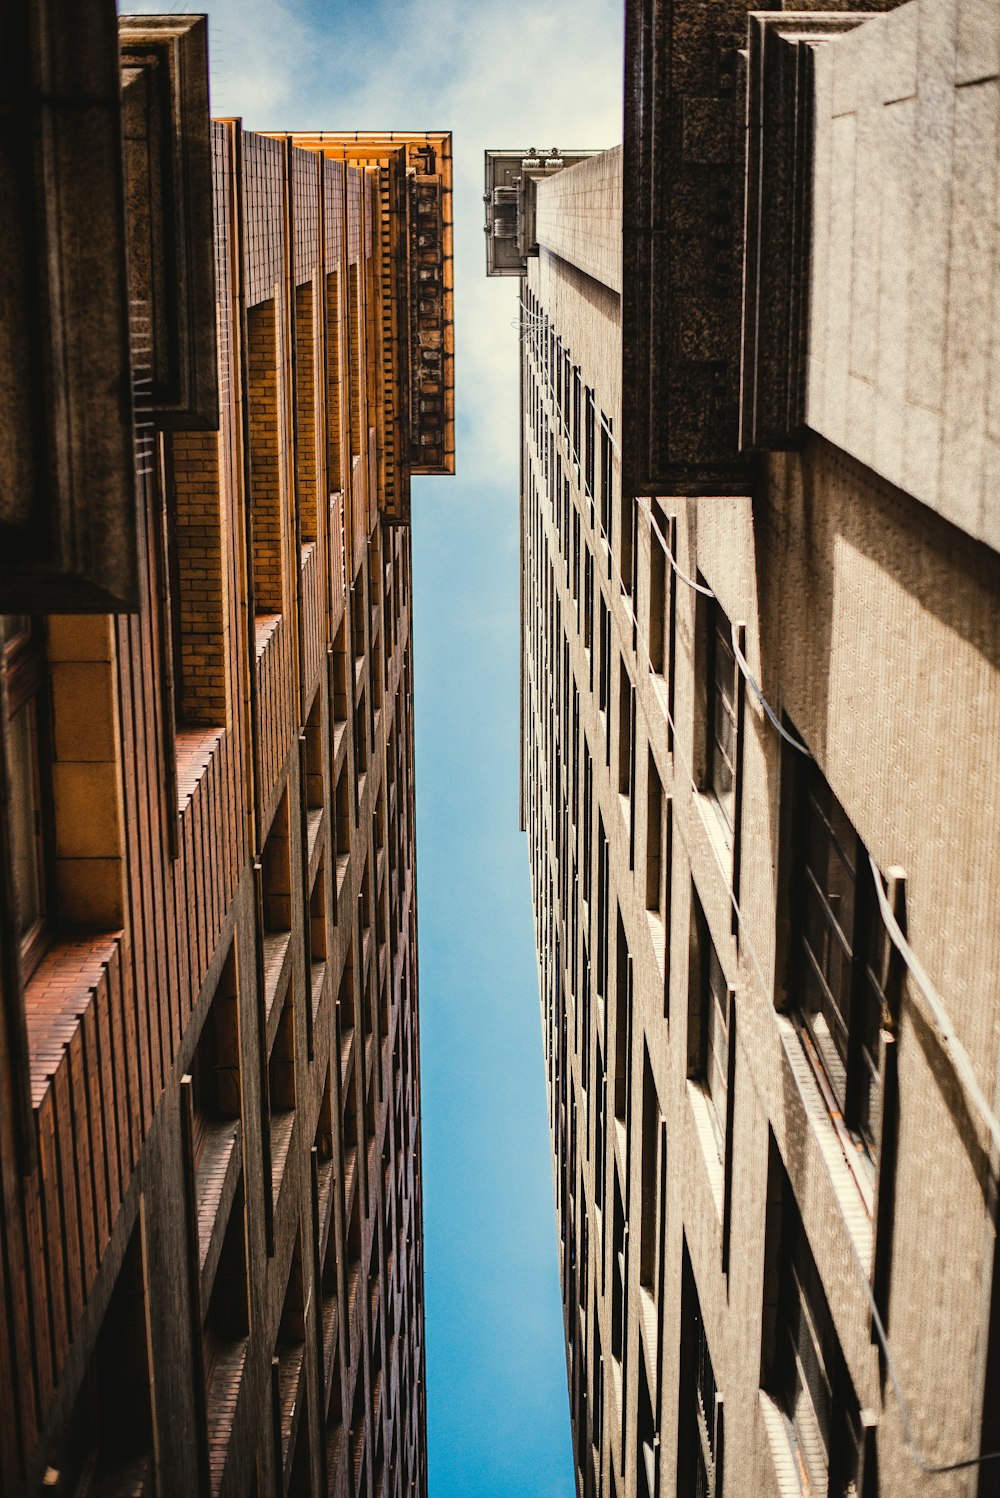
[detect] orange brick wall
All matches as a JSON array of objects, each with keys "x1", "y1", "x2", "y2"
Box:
[{"x1": 0, "y1": 117, "x2": 428, "y2": 1498}]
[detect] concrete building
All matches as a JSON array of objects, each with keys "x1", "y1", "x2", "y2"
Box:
[
  {"x1": 490, "y1": 1, "x2": 1000, "y2": 1493},
  {"x1": 0, "y1": 9, "x2": 452, "y2": 1496}
]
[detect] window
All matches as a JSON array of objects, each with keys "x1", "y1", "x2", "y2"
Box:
[
  {"x1": 611, "y1": 1167, "x2": 626, "y2": 1366},
  {"x1": 188, "y1": 942, "x2": 241, "y2": 1211},
  {"x1": 584, "y1": 387, "x2": 595, "y2": 497},
  {"x1": 639, "y1": 1047, "x2": 662, "y2": 1296},
  {"x1": 689, "y1": 893, "x2": 731, "y2": 1160},
  {"x1": 637, "y1": 1346, "x2": 657, "y2": 1498},
  {"x1": 600, "y1": 419, "x2": 613, "y2": 548},
  {"x1": 247, "y1": 297, "x2": 285, "y2": 614},
  {"x1": 614, "y1": 909, "x2": 631, "y2": 1124},
  {"x1": 276, "y1": 1231, "x2": 306, "y2": 1471},
  {"x1": 592, "y1": 1320, "x2": 604, "y2": 1453},
  {"x1": 618, "y1": 657, "x2": 633, "y2": 808},
  {"x1": 1, "y1": 615, "x2": 50, "y2": 977},
  {"x1": 645, "y1": 751, "x2": 669, "y2": 978},
  {"x1": 204, "y1": 1179, "x2": 250, "y2": 1473},
  {"x1": 619, "y1": 491, "x2": 634, "y2": 603},
  {"x1": 791, "y1": 751, "x2": 884, "y2": 1174},
  {"x1": 706, "y1": 599, "x2": 738, "y2": 839},
  {"x1": 61, "y1": 1220, "x2": 154, "y2": 1494},
  {"x1": 762, "y1": 1140, "x2": 863, "y2": 1496},
  {"x1": 269, "y1": 974, "x2": 297, "y2": 1197},
  {"x1": 678, "y1": 1242, "x2": 722, "y2": 1497}
]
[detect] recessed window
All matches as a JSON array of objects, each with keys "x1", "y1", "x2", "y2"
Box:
[
  {"x1": 678, "y1": 1241, "x2": 722, "y2": 1497},
  {"x1": 2, "y1": 615, "x2": 50, "y2": 976},
  {"x1": 614, "y1": 908, "x2": 631, "y2": 1125},
  {"x1": 268, "y1": 974, "x2": 296, "y2": 1208},
  {"x1": 600, "y1": 420, "x2": 613, "y2": 548},
  {"x1": 204, "y1": 1179, "x2": 250, "y2": 1480},
  {"x1": 247, "y1": 297, "x2": 285, "y2": 615},
  {"x1": 688, "y1": 892, "x2": 731, "y2": 1161},
  {"x1": 707, "y1": 598, "x2": 738, "y2": 840},
  {"x1": 611, "y1": 1166, "x2": 626, "y2": 1367},
  {"x1": 188, "y1": 942, "x2": 241, "y2": 1218},
  {"x1": 584, "y1": 387, "x2": 595, "y2": 497},
  {"x1": 791, "y1": 751, "x2": 884, "y2": 1173},
  {"x1": 762, "y1": 1139, "x2": 862, "y2": 1495},
  {"x1": 639, "y1": 1046, "x2": 663, "y2": 1296}
]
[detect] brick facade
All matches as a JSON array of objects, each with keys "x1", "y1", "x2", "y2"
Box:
[{"x1": 0, "y1": 53, "x2": 450, "y2": 1498}]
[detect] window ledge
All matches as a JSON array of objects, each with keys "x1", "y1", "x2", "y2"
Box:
[
  {"x1": 646, "y1": 909, "x2": 666, "y2": 979},
  {"x1": 262, "y1": 931, "x2": 292, "y2": 1040},
  {"x1": 176, "y1": 725, "x2": 225, "y2": 808},
  {"x1": 759, "y1": 1390, "x2": 805, "y2": 1498},
  {"x1": 686, "y1": 1080, "x2": 725, "y2": 1221},
  {"x1": 254, "y1": 612, "x2": 281, "y2": 660},
  {"x1": 776, "y1": 1014, "x2": 874, "y2": 1269},
  {"x1": 305, "y1": 807, "x2": 323, "y2": 870},
  {"x1": 24, "y1": 931, "x2": 122, "y2": 1106},
  {"x1": 270, "y1": 1110, "x2": 294, "y2": 1207},
  {"x1": 694, "y1": 790, "x2": 734, "y2": 881},
  {"x1": 639, "y1": 1285, "x2": 658, "y2": 1396},
  {"x1": 195, "y1": 1116, "x2": 241, "y2": 1280},
  {"x1": 206, "y1": 1339, "x2": 248, "y2": 1495}
]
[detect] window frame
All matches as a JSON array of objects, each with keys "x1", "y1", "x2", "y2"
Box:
[
  {"x1": 790, "y1": 753, "x2": 885, "y2": 1186},
  {"x1": 706, "y1": 599, "x2": 738, "y2": 843},
  {"x1": 766, "y1": 1165, "x2": 863, "y2": 1497},
  {"x1": 689, "y1": 897, "x2": 731, "y2": 1162},
  {"x1": 2, "y1": 616, "x2": 53, "y2": 980}
]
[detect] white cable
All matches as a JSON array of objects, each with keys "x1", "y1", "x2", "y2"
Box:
[
  {"x1": 636, "y1": 497, "x2": 715, "y2": 598},
  {"x1": 729, "y1": 624, "x2": 812, "y2": 756},
  {"x1": 869, "y1": 851, "x2": 1000, "y2": 1161}
]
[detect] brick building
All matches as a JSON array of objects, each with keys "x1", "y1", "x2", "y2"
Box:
[
  {"x1": 489, "y1": 1, "x2": 1000, "y2": 1494},
  {"x1": 0, "y1": 10, "x2": 452, "y2": 1496}
]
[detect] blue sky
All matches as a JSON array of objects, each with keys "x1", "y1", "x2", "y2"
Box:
[{"x1": 135, "y1": 2, "x2": 622, "y2": 1489}]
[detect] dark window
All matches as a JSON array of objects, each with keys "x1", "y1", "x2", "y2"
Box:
[
  {"x1": 1, "y1": 615, "x2": 51, "y2": 977},
  {"x1": 707, "y1": 600, "x2": 737, "y2": 838},
  {"x1": 592, "y1": 1319, "x2": 604, "y2": 1452},
  {"x1": 572, "y1": 368, "x2": 582, "y2": 465},
  {"x1": 618, "y1": 657, "x2": 633, "y2": 802},
  {"x1": 639, "y1": 1047, "x2": 661, "y2": 1293},
  {"x1": 600, "y1": 421, "x2": 613, "y2": 551},
  {"x1": 792, "y1": 753, "x2": 884, "y2": 1169},
  {"x1": 763, "y1": 1142, "x2": 862, "y2": 1496},
  {"x1": 612, "y1": 1167, "x2": 626, "y2": 1365},
  {"x1": 584, "y1": 387, "x2": 595, "y2": 497},
  {"x1": 679, "y1": 1242, "x2": 722, "y2": 1497},
  {"x1": 689, "y1": 893, "x2": 730, "y2": 1160}
]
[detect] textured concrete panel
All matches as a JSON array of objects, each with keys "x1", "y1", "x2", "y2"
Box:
[
  {"x1": 807, "y1": 0, "x2": 1000, "y2": 551},
  {"x1": 535, "y1": 148, "x2": 623, "y2": 294}
]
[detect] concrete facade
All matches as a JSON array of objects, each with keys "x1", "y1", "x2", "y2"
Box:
[
  {"x1": 506, "y1": 1, "x2": 1000, "y2": 1495},
  {"x1": 0, "y1": 13, "x2": 452, "y2": 1497}
]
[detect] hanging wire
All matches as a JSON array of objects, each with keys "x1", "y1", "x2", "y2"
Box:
[
  {"x1": 523, "y1": 350, "x2": 1000, "y2": 1476},
  {"x1": 869, "y1": 851, "x2": 1000, "y2": 1162},
  {"x1": 729, "y1": 624, "x2": 812, "y2": 756},
  {"x1": 514, "y1": 295, "x2": 548, "y2": 344},
  {"x1": 636, "y1": 498, "x2": 810, "y2": 750},
  {"x1": 636, "y1": 496, "x2": 715, "y2": 597}
]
